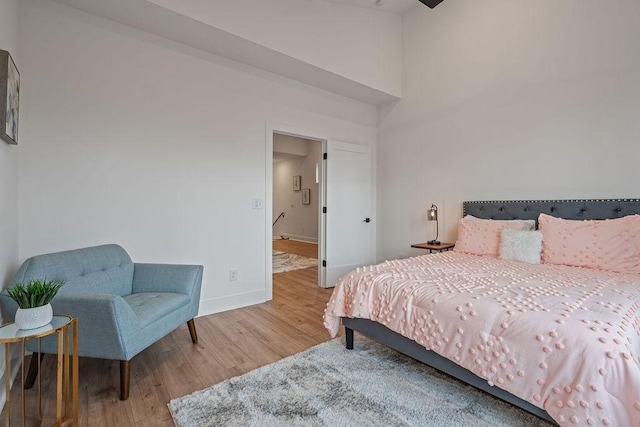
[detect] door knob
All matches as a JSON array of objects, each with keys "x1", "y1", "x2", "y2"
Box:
[{"x1": 363, "y1": 218, "x2": 371, "y2": 223}]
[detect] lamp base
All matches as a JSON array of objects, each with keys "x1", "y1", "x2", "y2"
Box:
[{"x1": 427, "y1": 240, "x2": 441, "y2": 245}]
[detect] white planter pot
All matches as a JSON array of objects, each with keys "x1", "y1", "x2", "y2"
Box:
[{"x1": 15, "y1": 303, "x2": 53, "y2": 330}]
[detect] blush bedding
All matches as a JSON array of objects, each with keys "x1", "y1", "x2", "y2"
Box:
[{"x1": 323, "y1": 252, "x2": 640, "y2": 427}]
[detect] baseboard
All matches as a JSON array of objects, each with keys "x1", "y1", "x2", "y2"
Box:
[
  {"x1": 0, "y1": 345, "x2": 22, "y2": 413},
  {"x1": 197, "y1": 290, "x2": 268, "y2": 318},
  {"x1": 280, "y1": 235, "x2": 318, "y2": 244}
]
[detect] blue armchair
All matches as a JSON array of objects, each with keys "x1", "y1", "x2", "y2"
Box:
[{"x1": 0, "y1": 244, "x2": 203, "y2": 400}]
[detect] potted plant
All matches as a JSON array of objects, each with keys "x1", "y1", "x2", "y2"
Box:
[{"x1": 6, "y1": 279, "x2": 64, "y2": 330}]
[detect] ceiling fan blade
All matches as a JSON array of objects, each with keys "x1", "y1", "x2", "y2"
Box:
[{"x1": 418, "y1": 0, "x2": 445, "y2": 8}]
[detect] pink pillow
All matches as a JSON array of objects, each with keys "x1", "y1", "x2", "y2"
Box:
[
  {"x1": 538, "y1": 213, "x2": 640, "y2": 274},
  {"x1": 454, "y1": 217, "x2": 535, "y2": 257}
]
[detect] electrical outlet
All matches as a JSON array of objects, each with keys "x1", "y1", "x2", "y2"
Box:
[{"x1": 229, "y1": 269, "x2": 238, "y2": 281}]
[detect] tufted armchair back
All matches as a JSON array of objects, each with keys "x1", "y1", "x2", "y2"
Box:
[{"x1": 11, "y1": 244, "x2": 134, "y2": 296}]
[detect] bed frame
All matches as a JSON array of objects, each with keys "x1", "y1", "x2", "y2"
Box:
[{"x1": 343, "y1": 198, "x2": 640, "y2": 424}]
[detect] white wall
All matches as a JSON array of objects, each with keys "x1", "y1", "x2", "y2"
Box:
[
  {"x1": 377, "y1": 0, "x2": 640, "y2": 261},
  {"x1": 148, "y1": 0, "x2": 403, "y2": 98},
  {"x1": 17, "y1": 0, "x2": 377, "y2": 315},
  {"x1": 273, "y1": 137, "x2": 320, "y2": 243},
  {"x1": 0, "y1": 0, "x2": 20, "y2": 411},
  {"x1": 0, "y1": 0, "x2": 19, "y2": 287}
]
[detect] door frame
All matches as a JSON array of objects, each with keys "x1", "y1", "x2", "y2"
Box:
[{"x1": 265, "y1": 121, "x2": 326, "y2": 299}]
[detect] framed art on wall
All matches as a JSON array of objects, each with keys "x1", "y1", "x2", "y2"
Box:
[
  {"x1": 293, "y1": 175, "x2": 301, "y2": 191},
  {"x1": 0, "y1": 49, "x2": 19, "y2": 145},
  {"x1": 302, "y1": 188, "x2": 310, "y2": 205}
]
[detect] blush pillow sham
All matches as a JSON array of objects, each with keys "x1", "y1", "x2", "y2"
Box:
[
  {"x1": 454, "y1": 216, "x2": 535, "y2": 257},
  {"x1": 538, "y1": 213, "x2": 640, "y2": 274}
]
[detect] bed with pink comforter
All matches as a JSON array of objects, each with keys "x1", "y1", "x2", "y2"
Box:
[{"x1": 324, "y1": 252, "x2": 640, "y2": 426}]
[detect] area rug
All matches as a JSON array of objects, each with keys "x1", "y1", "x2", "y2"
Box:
[
  {"x1": 168, "y1": 337, "x2": 553, "y2": 427},
  {"x1": 272, "y1": 250, "x2": 317, "y2": 274}
]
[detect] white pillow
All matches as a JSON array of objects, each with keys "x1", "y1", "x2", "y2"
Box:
[{"x1": 499, "y1": 229, "x2": 543, "y2": 264}]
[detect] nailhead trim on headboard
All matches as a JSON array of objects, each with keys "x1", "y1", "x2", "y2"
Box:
[{"x1": 462, "y1": 199, "x2": 640, "y2": 222}]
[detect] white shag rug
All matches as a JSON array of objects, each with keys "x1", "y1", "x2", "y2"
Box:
[
  {"x1": 168, "y1": 337, "x2": 553, "y2": 427},
  {"x1": 272, "y1": 250, "x2": 317, "y2": 274}
]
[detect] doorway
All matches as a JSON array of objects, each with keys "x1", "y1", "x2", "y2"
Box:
[
  {"x1": 272, "y1": 134, "x2": 321, "y2": 278},
  {"x1": 266, "y1": 123, "x2": 324, "y2": 300},
  {"x1": 265, "y1": 122, "x2": 374, "y2": 300}
]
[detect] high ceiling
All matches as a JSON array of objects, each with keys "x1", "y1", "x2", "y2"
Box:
[
  {"x1": 50, "y1": 0, "x2": 413, "y2": 104},
  {"x1": 323, "y1": 0, "x2": 417, "y2": 14}
]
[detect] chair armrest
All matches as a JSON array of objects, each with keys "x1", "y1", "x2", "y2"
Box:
[
  {"x1": 1, "y1": 292, "x2": 134, "y2": 325},
  {"x1": 51, "y1": 293, "x2": 139, "y2": 359},
  {"x1": 53, "y1": 293, "x2": 138, "y2": 333},
  {"x1": 132, "y1": 263, "x2": 203, "y2": 296},
  {"x1": 1, "y1": 292, "x2": 139, "y2": 360}
]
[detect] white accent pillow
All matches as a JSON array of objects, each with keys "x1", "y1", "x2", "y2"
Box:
[
  {"x1": 454, "y1": 216, "x2": 536, "y2": 257},
  {"x1": 499, "y1": 229, "x2": 543, "y2": 264}
]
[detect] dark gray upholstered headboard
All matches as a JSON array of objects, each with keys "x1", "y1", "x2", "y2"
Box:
[{"x1": 463, "y1": 199, "x2": 640, "y2": 223}]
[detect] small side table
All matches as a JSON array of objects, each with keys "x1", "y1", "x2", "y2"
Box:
[
  {"x1": 411, "y1": 242, "x2": 455, "y2": 253},
  {"x1": 0, "y1": 315, "x2": 78, "y2": 426}
]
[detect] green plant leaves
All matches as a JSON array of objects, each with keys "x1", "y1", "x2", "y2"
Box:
[{"x1": 6, "y1": 279, "x2": 64, "y2": 309}]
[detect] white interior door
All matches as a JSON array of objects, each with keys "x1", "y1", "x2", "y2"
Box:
[{"x1": 321, "y1": 140, "x2": 373, "y2": 287}]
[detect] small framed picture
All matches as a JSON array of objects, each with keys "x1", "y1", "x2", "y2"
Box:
[
  {"x1": 293, "y1": 175, "x2": 301, "y2": 191},
  {"x1": 0, "y1": 50, "x2": 19, "y2": 145},
  {"x1": 302, "y1": 188, "x2": 310, "y2": 205}
]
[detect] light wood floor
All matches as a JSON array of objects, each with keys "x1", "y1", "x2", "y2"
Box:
[
  {"x1": 272, "y1": 238, "x2": 318, "y2": 259},
  {"x1": 3, "y1": 251, "x2": 335, "y2": 426}
]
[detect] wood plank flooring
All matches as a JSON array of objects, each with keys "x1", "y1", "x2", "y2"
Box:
[
  {"x1": 2, "y1": 243, "x2": 336, "y2": 426},
  {"x1": 272, "y1": 238, "x2": 318, "y2": 259}
]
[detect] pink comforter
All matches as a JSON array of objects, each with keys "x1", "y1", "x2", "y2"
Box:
[{"x1": 324, "y1": 252, "x2": 640, "y2": 426}]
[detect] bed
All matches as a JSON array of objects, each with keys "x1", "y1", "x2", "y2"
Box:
[{"x1": 323, "y1": 199, "x2": 640, "y2": 427}]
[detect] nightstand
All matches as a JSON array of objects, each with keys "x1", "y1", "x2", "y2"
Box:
[{"x1": 411, "y1": 242, "x2": 455, "y2": 253}]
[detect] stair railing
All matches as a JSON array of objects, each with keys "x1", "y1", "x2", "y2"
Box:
[{"x1": 272, "y1": 211, "x2": 286, "y2": 227}]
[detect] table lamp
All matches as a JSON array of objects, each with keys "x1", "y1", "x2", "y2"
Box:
[{"x1": 428, "y1": 204, "x2": 440, "y2": 245}]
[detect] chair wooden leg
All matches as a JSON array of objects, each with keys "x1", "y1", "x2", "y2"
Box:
[
  {"x1": 120, "y1": 360, "x2": 131, "y2": 401},
  {"x1": 187, "y1": 319, "x2": 198, "y2": 344},
  {"x1": 25, "y1": 353, "x2": 45, "y2": 389}
]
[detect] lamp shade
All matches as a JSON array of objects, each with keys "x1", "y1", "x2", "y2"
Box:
[{"x1": 428, "y1": 204, "x2": 438, "y2": 221}]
